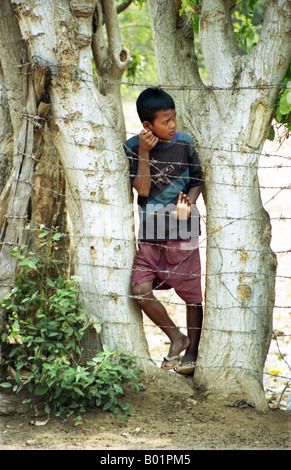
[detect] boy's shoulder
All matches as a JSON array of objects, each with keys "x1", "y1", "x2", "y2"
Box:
[
  {"x1": 124, "y1": 134, "x2": 139, "y2": 150},
  {"x1": 176, "y1": 132, "x2": 195, "y2": 146}
]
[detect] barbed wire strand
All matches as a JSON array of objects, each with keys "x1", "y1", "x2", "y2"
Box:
[{"x1": 0, "y1": 67, "x2": 290, "y2": 403}]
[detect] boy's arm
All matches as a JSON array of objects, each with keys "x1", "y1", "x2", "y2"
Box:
[
  {"x1": 132, "y1": 130, "x2": 158, "y2": 197},
  {"x1": 187, "y1": 184, "x2": 203, "y2": 204}
]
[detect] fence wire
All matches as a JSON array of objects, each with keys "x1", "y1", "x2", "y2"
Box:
[{"x1": 0, "y1": 71, "x2": 290, "y2": 408}]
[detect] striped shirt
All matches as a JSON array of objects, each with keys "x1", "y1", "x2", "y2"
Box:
[{"x1": 124, "y1": 131, "x2": 202, "y2": 241}]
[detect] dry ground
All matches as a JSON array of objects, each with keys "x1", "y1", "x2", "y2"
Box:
[{"x1": 0, "y1": 372, "x2": 290, "y2": 451}]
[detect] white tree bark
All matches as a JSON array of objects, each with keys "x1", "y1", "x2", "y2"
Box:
[
  {"x1": 7, "y1": 0, "x2": 152, "y2": 369},
  {"x1": 0, "y1": 0, "x2": 63, "y2": 340},
  {"x1": 147, "y1": 0, "x2": 291, "y2": 409},
  {"x1": 0, "y1": 49, "x2": 37, "y2": 334}
]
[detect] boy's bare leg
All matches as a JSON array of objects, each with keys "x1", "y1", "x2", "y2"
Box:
[
  {"x1": 132, "y1": 281, "x2": 190, "y2": 359},
  {"x1": 181, "y1": 304, "x2": 203, "y2": 364}
]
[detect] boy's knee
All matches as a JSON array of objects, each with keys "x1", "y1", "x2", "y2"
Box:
[{"x1": 131, "y1": 282, "x2": 152, "y2": 300}]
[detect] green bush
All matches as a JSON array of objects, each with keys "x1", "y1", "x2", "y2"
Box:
[{"x1": 0, "y1": 231, "x2": 141, "y2": 423}]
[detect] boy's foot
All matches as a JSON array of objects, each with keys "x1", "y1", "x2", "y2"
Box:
[
  {"x1": 175, "y1": 361, "x2": 196, "y2": 375},
  {"x1": 175, "y1": 352, "x2": 197, "y2": 375},
  {"x1": 161, "y1": 355, "x2": 180, "y2": 370},
  {"x1": 161, "y1": 334, "x2": 190, "y2": 370},
  {"x1": 167, "y1": 334, "x2": 190, "y2": 360}
]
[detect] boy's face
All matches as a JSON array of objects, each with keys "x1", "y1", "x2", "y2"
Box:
[{"x1": 144, "y1": 108, "x2": 177, "y2": 141}]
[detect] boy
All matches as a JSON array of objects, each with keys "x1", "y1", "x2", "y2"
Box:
[{"x1": 124, "y1": 87, "x2": 203, "y2": 375}]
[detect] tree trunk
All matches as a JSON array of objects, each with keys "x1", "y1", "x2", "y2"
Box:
[
  {"x1": 0, "y1": 51, "x2": 37, "y2": 330},
  {"x1": 10, "y1": 0, "x2": 152, "y2": 369},
  {"x1": 147, "y1": 0, "x2": 291, "y2": 409},
  {"x1": 197, "y1": 143, "x2": 276, "y2": 409},
  {"x1": 0, "y1": 0, "x2": 67, "y2": 336}
]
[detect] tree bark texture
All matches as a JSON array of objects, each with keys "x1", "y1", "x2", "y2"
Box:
[
  {"x1": 147, "y1": 0, "x2": 291, "y2": 409},
  {"x1": 4, "y1": 0, "x2": 152, "y2": 369}
]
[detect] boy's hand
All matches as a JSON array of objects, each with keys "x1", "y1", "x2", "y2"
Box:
[
  {"x1": 139, "y1": 130, "x2": 159, "y2": 153},
  {"x1": 171, "y1": 192, "x2": 191, "y2": 220}
]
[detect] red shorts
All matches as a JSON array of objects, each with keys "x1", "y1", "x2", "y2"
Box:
[{"x1": 131, "y1": 239, "x2": 202, "y2": 305}]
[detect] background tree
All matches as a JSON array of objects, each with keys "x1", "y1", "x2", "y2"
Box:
[{"x1": 146, "y1": 0, "x2": 291, "y2": 410}]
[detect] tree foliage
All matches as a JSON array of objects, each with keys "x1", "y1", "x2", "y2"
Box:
[
  {"x1": 118, "y1": 1, "x2": 157, "y2": 97},
  {"x1": 179, "y1": 0, "x2": 290, "y2": 138},
  {"x1": 123, "y1": 0, "x2": 290, "y2": 137}
]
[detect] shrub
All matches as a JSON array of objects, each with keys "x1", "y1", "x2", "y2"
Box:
[{"x1": 0, "y1": 231, "x2": 141, "y2": 423}]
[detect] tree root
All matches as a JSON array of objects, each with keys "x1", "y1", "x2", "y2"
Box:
[{"x1": 193, "y1": 367, "x2": 269, "y2": 413}]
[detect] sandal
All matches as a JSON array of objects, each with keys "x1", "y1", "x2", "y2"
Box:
[
  {"x1": 175, "y1": 361, "x2": 196, "y2": 375},
  {"x1": 161, "y1": 355, "x2": 180, "y2": 370}
]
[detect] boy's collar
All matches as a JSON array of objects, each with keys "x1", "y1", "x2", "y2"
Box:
[{"x1": 155, "y1": 131, "x2": 179, "y2": 149}]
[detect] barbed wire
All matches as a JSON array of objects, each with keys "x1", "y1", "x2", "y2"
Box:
[
  {"x1": 0, "y1": 96, "x2": 290, "y2": 161},
  {"x1": 0, "y1": 121, "x2": 289, "y2": 254},
  {"x1": 0, "y1": 179, "x2": 289, "y2": 321},
  {"x1": 0, "y1": 66, "x2": 290, "y2": 405},
  {"x1": 4, "y1": 173, "x2": 290, "y2": 231},
  {"x1": 16, "y1": 57, "x2": 291, "y2": 92},
  {"x1": 0, "y1": 131, "x2": 290, "y2": 283}
]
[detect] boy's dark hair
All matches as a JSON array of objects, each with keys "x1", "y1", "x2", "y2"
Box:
[{"x1": 136, "y1": 87, "x2": 175, "y2": 124}]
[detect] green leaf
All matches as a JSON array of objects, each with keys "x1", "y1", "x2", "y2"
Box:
[
  {"x1": 33, "y1": 337, "x2": 45, "y2": 343},
  {"x1": 103, "y1": 401, "x2": 114, "y2": 411},
  {"x1": 44, "y1": 404, "x2": 50, "y2": 414},
  {"x1": 20, "y1": 258, "x2": 40, "y2": 269},
  {"x1": 35, "y1": 385, "x2": 49, "y2": 396},
  {"x1": 15, "y1": 371, "x2": 21, "y2": 384},
  {"x1": 55, "y1": 276, "x2": 65, "y2": 288},
  {"x1": 38, "y1": 230, "x2": 50, "y2": 238},
  {"x1": 73, "y1": 387, "x2": 84, "y2": 397},
  {"x1": 279, "y1": 90, "x2": 291, "y2": 115},
  {"x1": 103, "y1": 344, "x2": 111, "y2": 354},
  {"x1": 267, "y1": 125, "x2": 275, "y2": 141},
  {"x1": 52, "y1": 233, "x2": 63, "y2": 241},
  {"x1": 47, "y1": 278, "x2": 55, "y2": 288},
  {"x1": 0, "y1": 382, "x2": 13, "y2": 388},
  {"x1": 248, "y1": 0, "x2": 259, "y2": 11},
  {"x1": 113, "y1": 384, "x2": 123, "y2": 394}
]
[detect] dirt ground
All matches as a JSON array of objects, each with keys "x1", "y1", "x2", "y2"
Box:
[{"x1": 0, "y1": 370, "x2": 290, "y2": 451}]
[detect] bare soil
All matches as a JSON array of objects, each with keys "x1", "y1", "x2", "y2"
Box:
[{"x1": 0, "y1": 371, "x2": 290, "y2": 451}]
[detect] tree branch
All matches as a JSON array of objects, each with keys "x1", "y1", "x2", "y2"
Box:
[
  {"x1": 116, "y1": 0, "x2": 133, "y2": 15},
  {"x1": 147, "y1": 0, "x2": 203, "y2": 89},
  {"x1": 251, "y1": 0, "x2": 291, "y2": 84},
  {"x1": 92, "y1": 0, "x2": 130, "y2": 88},
  {"x1": 103, "y1": 0, "x2": 130, "y2": 72},
  {"x1": 92, "y1": 1, "x2": 107, "y2": 74},
  {"x1": 200, "y1": 0, "x2": 239, "y2": 87}
]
